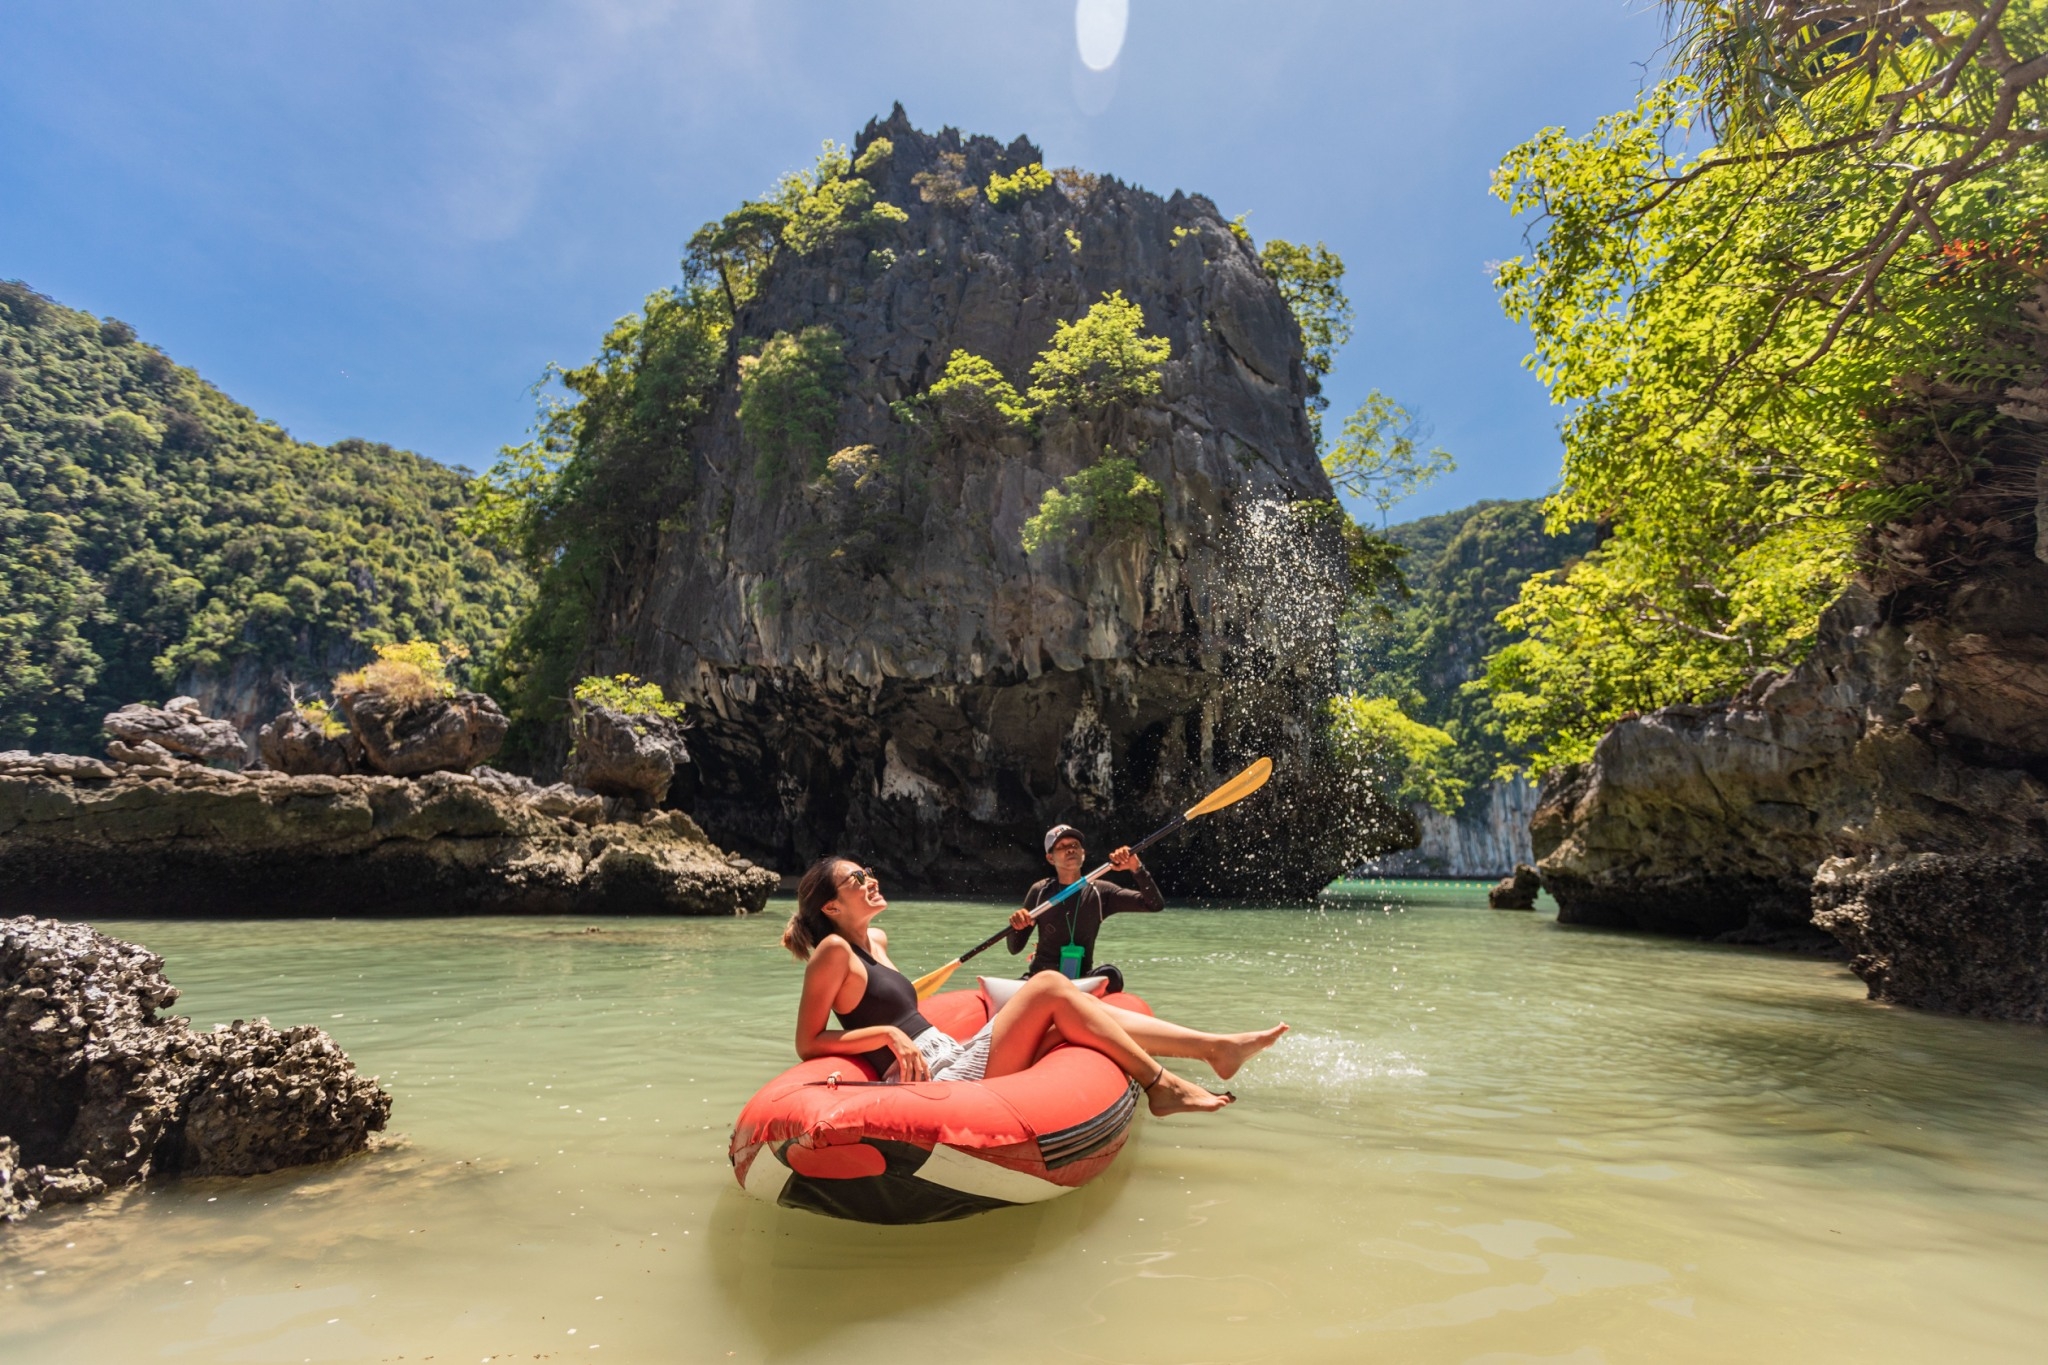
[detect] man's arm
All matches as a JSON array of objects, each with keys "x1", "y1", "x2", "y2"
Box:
[
  {"x1": 1006, "y1": 881, "x2": 1046, "y2": 953},
  {"x1": 1100, "y1": 863, "x2": 1164, "y2": 915}
]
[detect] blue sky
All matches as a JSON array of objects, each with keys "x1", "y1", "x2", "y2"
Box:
[{"x1": 0, "y1": 1, "x2": 1663, "y2": 522}]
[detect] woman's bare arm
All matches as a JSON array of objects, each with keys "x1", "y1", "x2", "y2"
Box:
[{"x1": 793, "y1": 935, "x2": 928, "y2": 1078}]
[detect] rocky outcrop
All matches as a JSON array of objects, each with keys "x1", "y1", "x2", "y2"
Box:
[
  {"x1": 1813, "y1": 853, "x2": 2048, "y2": 1023},
  {"x1": 0, "y1": 754, "x2": 778, "y2": 917},
  {"x1": 564, "y1": 705, "x2": 689, "y2": 809},
  {"x1": 1, "y1": 916, "x2": 391, "y2": 1223},
  {"x1": 583, "y1": 110, "x2": 1402, "y2": 898},
  {"x1": 103, "y1": 697, "x2": 249, "y2": 768},
  {"x1": 334, "y1": 689, "x2": 507, "y2": 777},
  {"x1": 258, "y1": 709, "x2": 366, "y2": 776},
  {"x1": 1533, "y1": 296, "x2": 2048, "y2": 1014},
  {"x1": 1362, "y1": 779, "x2": 1542, "y2": 878},
  {"x1": 1489, "y1": 863, "x2": 1541, "y2": 910}
]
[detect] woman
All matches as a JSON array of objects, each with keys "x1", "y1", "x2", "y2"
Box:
[{"x1": 784, "y1": 856, "x2": 1288, "y2": 1116}]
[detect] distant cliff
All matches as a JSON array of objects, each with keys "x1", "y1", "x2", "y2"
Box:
[
  {"x1": 1362, "y1": 779, "x2": 1539, "y2": 878},
  {"x1": 572, "y1": 110, "x2": 1404, "y2": 898},
  {"x1": 0, "y1": 282, "x2": 529, "y2": 751}
]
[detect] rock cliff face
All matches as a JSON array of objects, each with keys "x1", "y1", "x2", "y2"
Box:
[
  {"x1": 586, "y1": 110, "x2": 1401, "y2": 897},
  {"x1": 0, "y1": 754, "x2": 777, "y2": 917},
  {"x1": 1363, "y1": 779, "x2": 1541, "y2": 878},
  {"x1": 1533, "y1": 300, "x2": 2048, "y2": 1017},
  {"x1": 2, "y1": 917, "x2": 390, "y2": 1223}
]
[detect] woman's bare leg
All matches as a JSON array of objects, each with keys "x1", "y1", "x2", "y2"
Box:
[
  {"x1": 984, "y1": 974, "x2": 1231, "y2": 1115},
  {"x1": 1096, "y1": 1004, "x2": 1290, "y2": 1081}
]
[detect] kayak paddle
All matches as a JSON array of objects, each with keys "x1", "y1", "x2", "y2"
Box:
[{"x1": 911, "y1": 756, "x2": 1273, "y2": 1000}]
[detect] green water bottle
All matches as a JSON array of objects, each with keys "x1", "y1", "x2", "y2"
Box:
[{"x1": 1060, "y1": 943, "x2": 1086, "y2": 979}]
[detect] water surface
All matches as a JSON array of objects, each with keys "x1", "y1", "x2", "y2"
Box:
[{"x1": 5, "y1": 884, "x2": 2047, "y2": 1363}]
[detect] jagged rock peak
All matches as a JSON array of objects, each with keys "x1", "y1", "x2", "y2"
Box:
[{"x1": 588, "y1": 113, "x2": 1401, "y2": 897}]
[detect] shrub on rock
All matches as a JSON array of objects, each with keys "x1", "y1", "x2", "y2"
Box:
[
  {"x1": 563, "y1": 675, "x2": 689, "y2": 809},
  {"x1": 331, "y1": 642, "x2": 506, "y2": 776}
]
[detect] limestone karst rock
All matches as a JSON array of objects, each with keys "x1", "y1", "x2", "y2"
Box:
[
  {"x1": 563, "y1": 705, "x2": 689, "y2": 809},
  {"x1": 580, "y1": 110, "x2": 1402, "y2": 898},
  {"x1": 336, "y1": 688, "x2": 508, "y2": 777},
  {"x1": 1488, "y1": 863, "x2": 1541, "y2": 910},
  {"x1": 258, "y1": 708, "x2": 367, "y2": 776},
  {"x1": 102, "y1": 697, "x2": 248, "y2": 767},
  {"x1": 0, "y1": 755, "x2": 776, "y2": 917},
  {"x1": 0, "y1": 916, "x2": 391, "y2": 1223}
]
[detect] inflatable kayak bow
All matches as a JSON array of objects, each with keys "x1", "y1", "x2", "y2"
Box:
[{"x1": 729, "y1": 978, "x2": 1146, "y2": 1223}]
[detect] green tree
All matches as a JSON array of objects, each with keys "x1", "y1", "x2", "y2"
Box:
[
  {"x1": 738, "y1": 326, "x2": 848, "y2": 481},
  {"x1": 1321, "y1": 391, "x2": 1456, "y2": 526},
  {"x1": 987, "y1": 161, "x2": 1053, "y2": 208},
  {"x1": 1481, "y1": 4, "x2": 2048, "y2": 774},
  {"x1": 1026, "y1": 292, "x2": 1171, "y2": 412},
  {"x1": 926, "y1": 350, "x2": 1034, "y2": 435},
  {"x1": 1259, "y1": 239, "x2": 1353, "y2": 442},
  {"x1": 1019, "y1": 456, "x2": 1162, "y2": 555},
  {"x1": 464, "y1": 283, "x2": 728, "y2": 750},
  {"x1": 1325, "y1": 694, "x2": 1463, "y2": 814}
]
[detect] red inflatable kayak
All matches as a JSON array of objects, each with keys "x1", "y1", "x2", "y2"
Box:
[{"x1": 729, "y1": 979, "x2": 1149, "y2": 1223}]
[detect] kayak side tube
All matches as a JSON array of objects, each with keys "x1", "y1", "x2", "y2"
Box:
[{"x1": 728, "y1": 987, "x2": 1151, "y2": 1224}]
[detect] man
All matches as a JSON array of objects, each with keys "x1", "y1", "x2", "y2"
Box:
[{"x1": 1006, "y1": 824, "x2": 1163, "y2": 990}]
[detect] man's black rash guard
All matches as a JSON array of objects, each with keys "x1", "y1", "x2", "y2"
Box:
[{"x1": 1005, "y1": 867, "x2": 1164, "y2": 976}]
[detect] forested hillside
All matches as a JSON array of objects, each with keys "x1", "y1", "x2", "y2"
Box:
[
  {"x1": 0, "y1": 281, "x2": 529, "y2": 752},
  {"x1": 1343, "y1": 499, "x2": 1597, "y2": 800}
]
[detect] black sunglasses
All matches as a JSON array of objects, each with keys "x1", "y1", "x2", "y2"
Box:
[{"x1": 840, "y1": 866, "x2": 877, "y2": 889}]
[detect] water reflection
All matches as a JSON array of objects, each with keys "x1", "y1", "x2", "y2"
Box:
[{"x1": 3, "y1": 887, "x2": 2046, "y2": 1362}]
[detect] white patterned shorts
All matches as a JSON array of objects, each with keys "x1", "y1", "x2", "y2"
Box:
[{"x1": 887, "y1": 1020, "x2": 995, "y2": 1083}]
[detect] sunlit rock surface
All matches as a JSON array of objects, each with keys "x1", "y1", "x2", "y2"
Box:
[
  {"x1": 585, "y1": 109, "x2": 1404, "y2": 898},
  {"x1": 0, "y1": 916, "x2": 390, "y2": 1223},
  {"x1": 1362, "y1": 779, "x2": 1540, "y2": 879},
  {"x1": 0, "y1": 756, "x2": 776, "y2": 917}
]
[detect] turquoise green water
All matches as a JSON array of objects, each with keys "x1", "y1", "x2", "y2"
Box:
[{"x1": 5, "y1": 883, "x2": 2048, "y2": 1363}]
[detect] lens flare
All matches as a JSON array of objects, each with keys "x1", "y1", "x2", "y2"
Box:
[{"x1": 1075, "y1": 0, "x2": 1128, "y2": 72}]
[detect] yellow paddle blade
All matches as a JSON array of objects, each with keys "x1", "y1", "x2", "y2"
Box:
[
  {"x1": 1182, "y1": 756, "x2": 1272, "y2": 819},
  {"x1": 913, "y1": 958, "x2": 963, "y2": 1001}
]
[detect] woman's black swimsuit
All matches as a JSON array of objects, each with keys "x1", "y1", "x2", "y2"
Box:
[{"x1": 833, "y1": 937, "x2": 932, "y2": 1076}]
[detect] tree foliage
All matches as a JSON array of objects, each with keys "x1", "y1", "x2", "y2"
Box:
[
  {"x1": 926, "y1": 350, "x2": 1034, "y2": 435},
  {"x1": 1259, "y1": 239, "x2": 1353, "y2": 441},
  {"x1": 1019, "y1": 456, "x2": 1162, "y2": 555},
  {"x1": 1026, "y1": 291, "x2": 1171, "y2": 413},
  {"x1": 684, "y1": 139, "x2": 904, "y2": 313},
  {"x1": 462, "y1": 282, "x2": 728, "y2": 753},
  {"x1": 1483, "y1": 5, "x2": 2048, "y2": 774},
  {"x1": 1322, "y1": 390, "x2": 1457, "y2": 526},
  {"x1": 0, "y1": 281, "x2": 528, "y2": 752},
  {"x1": 738, "y1": 326, "x2": 847, "y2": 481},
  {"x1": 1325, "y1": 694, "x2": 1464, "y2": 814},
  {"x1": 572, "y1": 672, "x2": 685, "y2": 721},
  {"x1": 987, "y1": 161, "x2": 1053, "y2": 208},
  {"x1": 1347, "y1": 501, "x2": 1601, "y2": 795}
]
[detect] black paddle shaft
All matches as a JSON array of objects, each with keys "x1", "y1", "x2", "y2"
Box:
[{"x1": 952, "y1": 813, "x2": 1188, "y2": 968}]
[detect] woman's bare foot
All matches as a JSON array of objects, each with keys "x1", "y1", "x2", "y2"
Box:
[
  {"x1": 1208, "y1": 1023, "x2": 1289, "y2": 1081},
  {"x1": 1145, "y1": 1068, "x2": 1234, "y2": 1116}
]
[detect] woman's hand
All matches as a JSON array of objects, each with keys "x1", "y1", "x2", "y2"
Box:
[
  {"x1": 1008, "y1": 907, "x2": 1034, "y2": 931},
  {"x1": 888, "y1": 1027, "x2": 930, "y2": 1082},
  {"x1": 1109, "y1": 845, "x2": 1140, "y2": 872}
]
